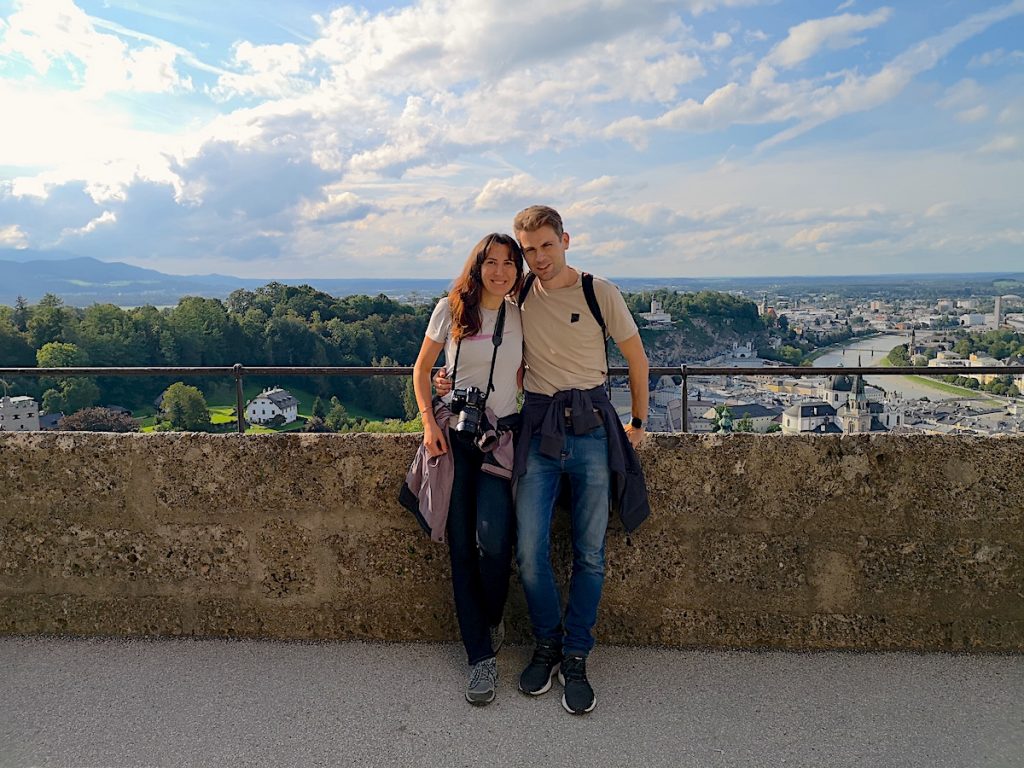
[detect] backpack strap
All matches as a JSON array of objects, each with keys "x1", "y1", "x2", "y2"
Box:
[
  {"x1": 519, "y1": 270, "x2": 605, "y2": 334},
  {"x1": 581, "y1": 272, "x2": 606, "y2": 338},
  {"x1": 582, "y1": 272, "x2": 611, "y2": 394},
  {"x1": 517, "y1": 272, "x2": 537, "y2": 307}
]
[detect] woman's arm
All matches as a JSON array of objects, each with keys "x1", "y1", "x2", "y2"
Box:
[{"x1": 413, "y1": 335, "x2": 448, "y2": 456}]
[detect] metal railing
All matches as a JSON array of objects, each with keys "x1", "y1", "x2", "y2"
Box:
[{"x1": 1, "y1": 363, "x2": 1022, "y2": 433}]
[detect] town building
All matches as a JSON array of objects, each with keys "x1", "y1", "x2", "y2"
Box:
[
  {"x1": 0, "y1": 395, "x2": 41, "y2": 432},
  {"x1": 639, "y1": 299, "x2": 673, "y2": 329},
  {"x1": 701, "y1": 403, "x2": 782, "y2": 433},
  {"x1": 783, "y1": 375, "x2": 901, "y2": 435},
  {"x1": 782, "y1": 402, "x2": 840, "y2": 434},
  {"x1": 245, "y1": 388, "x2": 299, "y2": 425},
  {"x1": 968, "y1": 353, "x2": 1004, "y2": 385}
]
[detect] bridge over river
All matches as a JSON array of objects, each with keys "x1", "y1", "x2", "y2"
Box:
[{"x1": 811, "y1": 333, "x2": 970, "y2": 401}]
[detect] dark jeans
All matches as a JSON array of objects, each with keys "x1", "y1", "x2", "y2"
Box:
[{"x1": 446, "y1": 429, "x2": 515, "y2": 665}]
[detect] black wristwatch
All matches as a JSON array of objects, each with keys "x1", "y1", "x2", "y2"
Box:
[{"x1": 630, "y1": 416, "x2": 644, "y2": 429}]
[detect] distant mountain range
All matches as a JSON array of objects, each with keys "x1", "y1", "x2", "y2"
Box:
[{"x1": 1, "y1": 248, "x2": 1021, "y2": 307}]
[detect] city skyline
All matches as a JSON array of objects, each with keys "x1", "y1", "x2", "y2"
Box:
[{"x1": 1, "y1": 0, "x2": 1022, "y2": 279}]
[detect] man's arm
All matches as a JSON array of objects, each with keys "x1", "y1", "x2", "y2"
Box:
[{"x1": 616, "y1": 332, "x2": 648, "y2": 449}]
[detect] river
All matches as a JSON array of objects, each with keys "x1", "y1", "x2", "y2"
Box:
[{"x1": 810, "y1": 333, "x2": 965, "y2": 401}]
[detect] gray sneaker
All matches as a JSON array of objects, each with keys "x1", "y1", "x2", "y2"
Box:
[
  {"x1": 489, "y1": 620, "x2": 505, "y2": 655},
  {"x1": 466, "y1": 657, "x2": 497, "y2": 706}
]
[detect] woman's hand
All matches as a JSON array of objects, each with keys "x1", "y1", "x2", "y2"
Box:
[
  {"x1": 433, "y1": 368, "x2": 453, "y2": 396},
  {"x1": 413, "y1": 334, "x2": 447, "y2": 455},
  {"x1": 423, "y1": 415, "x2": 448, "y2": 457}
]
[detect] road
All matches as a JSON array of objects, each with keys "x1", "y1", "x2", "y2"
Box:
[{"x1": 2, "y1": 637, "x2": 1022, "y2": 768}]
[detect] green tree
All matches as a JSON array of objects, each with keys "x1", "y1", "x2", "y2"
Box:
[
  {"x1": 0, "y1": 320, "x2": 35, "y2": 366},
  {"x1": 166, "y1": 297, "x2": 233, "y2": 365},
  {"x1": 735, "y1": 416, "x2": 754, "y2": 433},
  {"x1": 42, "y1": 389, "x2": 65, "y2": 414},
  {"x1": 887, "y1": 345, "x2": 911, "y2": 367},
  {"x1": 161, "y1": 382, "x2": 212, "y2": 431},
  {"x1": 402, "y1": 377, "x2": 419, "y2": 420},
  {"x1": 325, "y1": 397, "x2": 350, "y2": 432},
  {"x1": 12, "y1": 296, "x2": 29, "y2": 332},
  {"x1": 312, "y1": 396, "x2": 326, "y2": 420},
  {"x1": 62, "y1": 378, "x2": 102, "y2": 413},
  {"x1": 27, "y1": 294, "x2": 78, "y2": 349},
  {"x1": 36, "y1": 342, "x2": 99, "y2": 414}
]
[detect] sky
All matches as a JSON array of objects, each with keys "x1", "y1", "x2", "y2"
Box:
[{"x1": 0, "y1": 0, "x2": 1022, "y2": 279}]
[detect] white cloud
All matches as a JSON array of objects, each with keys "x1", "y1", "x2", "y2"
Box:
[
  {"x1": 709, "y1": 32, "x2": 733, "y2": 50},
  {"x1": 977, "y1": 135, "x2": 1020, "y2": 155},
  {"x1": 938, "y1": 78, "x2": 984, "y2": 109},
  {"x1": 765, "y1": 8, "x2": 892, "y2": 69},
  {"x1": 60, "y1": 210, "x2": 116, "y2": 239},
  {"x1": 0, "y1": 224, "x2": 28, "y2": 248},
  {"x1": 212, "y1": 40, "x2": 311, "y2": 100},
  {"x1": 0, "y1": 0, "x2": 192, "y2": 95},
  {"x1": 1, "y1": 0, "x2": 1022, "y2": 277},
  {"x1": 956, "y1": 105, "x2": 990, "y2": 123},
  {"x1": 924, "y1": 202, "x2": 955, "y2": 218},
  {"x1": 968, "y1": 48, "x2": 1024, "y2": 68}
]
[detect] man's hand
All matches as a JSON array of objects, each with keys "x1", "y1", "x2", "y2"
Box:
[
  {"x1": 624, "y1": 423, "x2": 645, "y2": 449},
  {"x1": 433, "y1": 368, "x2": 453, "y2": 396}
]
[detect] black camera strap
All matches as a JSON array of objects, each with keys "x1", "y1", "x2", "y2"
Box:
[{"x1": 450, "y1": 299, "x2": 507, "y2": 394}]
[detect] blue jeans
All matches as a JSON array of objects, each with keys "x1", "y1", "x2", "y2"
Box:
[
  {"x1": 515, "y1": 426, "x2": 610, "y2": 657},
  {"x1": 447, "y1": 431, "x2": 515, "y2": 665}
]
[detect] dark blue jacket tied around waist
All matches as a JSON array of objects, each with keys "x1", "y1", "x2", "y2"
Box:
[{"x1": 513, "y1": 386, "x2": 651, "y2": 533}]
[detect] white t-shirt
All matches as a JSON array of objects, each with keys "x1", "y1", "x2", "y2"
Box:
[{"x1": 426, "y1": 296, "x2": 523, "y2": 419}]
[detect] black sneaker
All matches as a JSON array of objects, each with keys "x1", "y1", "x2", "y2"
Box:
[
  {"x1": 558, "y1": 655, "x2": 596, "y2": 714},
  {"x1": 518, "y1": 640, "x2": 561, "y2": 696}
]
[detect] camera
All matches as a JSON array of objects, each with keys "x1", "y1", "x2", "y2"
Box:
[{"x1": 451, "y1": 386, "x2": 487, "y2": 437}]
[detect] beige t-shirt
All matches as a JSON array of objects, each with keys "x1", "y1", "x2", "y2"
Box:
[{"x1": 520, "y1": 270, "x2": 638, "y2": 396}]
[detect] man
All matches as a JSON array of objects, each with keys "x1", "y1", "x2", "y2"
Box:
[{"x1": 437, "y1": 205, "x2": 651, "y2": 715}]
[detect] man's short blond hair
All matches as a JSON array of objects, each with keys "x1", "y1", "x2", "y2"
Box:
[{"x1": 513, "y1": 205, "x2": 564, "y2": 239}]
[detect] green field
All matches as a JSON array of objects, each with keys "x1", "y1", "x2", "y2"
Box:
[
  {"x1": 138, "y1": 381, "x2": 398, "y2": 433},
  {"x1": 877, "y1": 355, "x2": 1002, "y2": 402}
]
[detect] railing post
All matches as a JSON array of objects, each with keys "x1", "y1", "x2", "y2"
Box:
[
  {"x1": 233, "y1": 363, "x2": 246, "y2": 434},
  {"x1": 681, "y1": 365, "x2": 689, "y2": 434}
]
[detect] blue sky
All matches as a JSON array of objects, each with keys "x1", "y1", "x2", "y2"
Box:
[{"x1": 0, "y1": 0, "x2": 1021, "y2": 278}]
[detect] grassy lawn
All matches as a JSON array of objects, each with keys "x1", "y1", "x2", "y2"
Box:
[
  {"x1": 904, "y1": 374, "x2": 999, "y2": 402},
  {"x1": 138, "y1": 380, "x2": 400, "y2": 433},
  {"x1": 877, "y1": 355, "x2": 1001, "y2": 402}
]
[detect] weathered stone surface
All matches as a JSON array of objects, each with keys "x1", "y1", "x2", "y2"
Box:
[
  {"x1": 859, "y1": 537, "x2": 1020, "y2": 592},
  {"x1": 0, "y1": 517, "x2": 249, "y2": 587},
  {"x1": 256, "y1": 517, "x2": 315, "y2": 599},
  {"x1": 0, "y1": 595, "x2": 188, "y2": 637},
  {"x1": 1, "y1": 431, "x2": 1022, "y2": 651}
]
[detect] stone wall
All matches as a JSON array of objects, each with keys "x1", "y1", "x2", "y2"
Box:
[{"x1": 1, "y1": 432, "x2": 1021, "y2": 651}]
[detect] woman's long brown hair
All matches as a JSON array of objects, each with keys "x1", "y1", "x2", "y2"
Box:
[{"x1": 449, "y1": 233, "x2": 524, "y2": 340}]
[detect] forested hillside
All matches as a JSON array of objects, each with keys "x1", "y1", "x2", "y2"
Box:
[
  {"x1": 0, "y1": 283, "x2": 772, "y2": 420},
  {"x1": 0, "y1": 284, "x2": 433, "y2": 419}
]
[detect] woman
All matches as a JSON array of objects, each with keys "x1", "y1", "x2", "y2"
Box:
[{"x1": 412, "y1": 233, "x2": 524, "y2": 705}]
